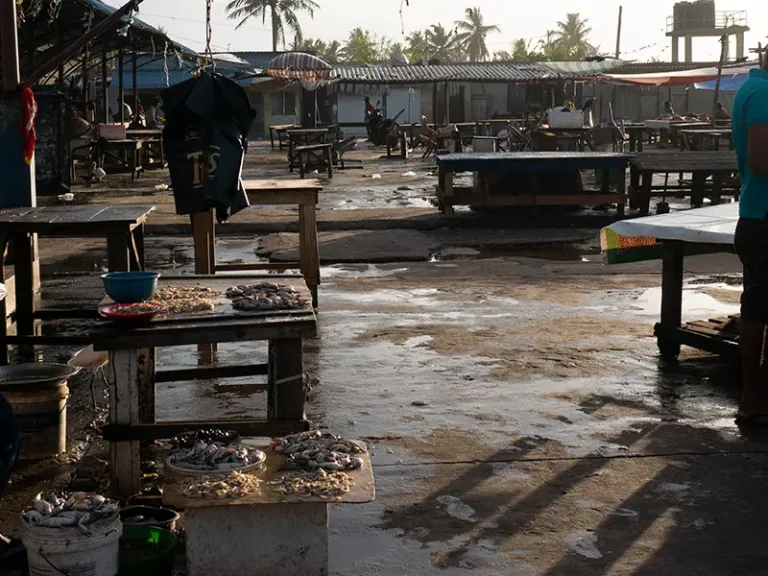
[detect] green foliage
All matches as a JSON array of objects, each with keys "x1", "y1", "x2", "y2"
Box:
[
  {"x1": 454, "y1": 7, "x2": 500, "y2": 62},
  {"x1": 226, "y1": 0, "x2": 320, "y2": 51}
]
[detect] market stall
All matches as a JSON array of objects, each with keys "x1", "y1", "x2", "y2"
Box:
[
  {"x1": 601, "y1": 203, "x2": 737, "y2": 358},
  {"x1": 435, "y1": 152, "x2": 632, "y2": 216}
]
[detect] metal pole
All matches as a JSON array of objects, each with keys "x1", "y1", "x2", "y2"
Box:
[
  {"x1": 615, "y1": 6, "x2": 623, "y2": 59},
  {"x1": 0, "y1": 0, "x2": 21, "y2": 91},
  {"x1": 132, "y1": 36, "x2": 138, "y2": 123},
  {"x1": 102, "y1": 51, "x2": 109, "y2": 123},
  {"x1": 119, "y1": 47, "x2": 125, "y2": 123},
  {"x1": 712, "y1": 21, "x2": 729, "y2": 125}
]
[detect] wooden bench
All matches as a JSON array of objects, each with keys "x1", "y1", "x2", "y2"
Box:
[
  {"x1": 295, "y1": 143, "x2": 333, "y2": 179},
  {"x1": 270, "y1": 124, "x2": 299, "y2": 150}
]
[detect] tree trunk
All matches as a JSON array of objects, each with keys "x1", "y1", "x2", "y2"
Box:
[{"x1": 270, "y1": 2, "x2": 278, "y2": 52}]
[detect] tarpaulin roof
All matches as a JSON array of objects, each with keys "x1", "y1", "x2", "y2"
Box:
[
  {"x1": 601, "y1": 65, "x2": 755, "y2": 87},
  {"x1": 266, "y1": 52, "x2": 332, "y2": 83},
  {"x1": 696, "y1": 74, "x2": 749, "y2": 91}
]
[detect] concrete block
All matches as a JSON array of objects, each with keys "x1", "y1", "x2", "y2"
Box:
[{"x1": 185, "y1": 503, "x2": 329, "y2": 576}]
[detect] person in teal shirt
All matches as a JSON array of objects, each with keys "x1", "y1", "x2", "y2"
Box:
[
  {"x1": 663, "y1": 100, "x2": 675, "y2": 115},
  {"x1": 732, "y1": 57, "x2": 768, "y2": 424}
]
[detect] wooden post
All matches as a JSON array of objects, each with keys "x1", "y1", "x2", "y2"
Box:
[
  {"x1": 615, "y1": 6, "x2": 623, "y2": 59},
  {"x1": 108, "y1": 349, "x2": 144, "y2": 498},
  {"x1": 1, "y1": 0, "x2": 21, "y2": 92},
  {"x1": 298, "y1": 202, "x2": 320, "y2": 308}
]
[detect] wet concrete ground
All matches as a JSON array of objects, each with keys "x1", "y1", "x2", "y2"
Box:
[{"x1": 3, "y1": 143, "x2": 757, "y2": 575}]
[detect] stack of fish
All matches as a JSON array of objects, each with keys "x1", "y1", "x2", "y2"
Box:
[
  {"x1": 172, "y1": 429, "x2": 240, "y2": 450},
  {"x1": 272, "y1": 430, "x2": 365, "y2": 472},
  {"x1": 22, "y1": 492, "x2": 119, "y2": 535},
  {"x1": 226, "y1": 283, "x2": 306, "y2": 311},
  {"x1": 168, "y1": 441, "x2": 266, "y2": 472}
]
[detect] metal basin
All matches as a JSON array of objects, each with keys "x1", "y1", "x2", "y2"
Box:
[{"x1": 0, "y1": 364, "x2": 80, "y2": 387}]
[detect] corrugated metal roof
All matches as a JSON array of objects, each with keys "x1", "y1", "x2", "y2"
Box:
[{"x1": 332, "y1": 63, "x2": 554, "y2": 84}]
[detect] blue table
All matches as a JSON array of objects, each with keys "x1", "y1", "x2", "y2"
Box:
[{"x1": 435, "y1": 152, "x2": 633, "y2": 216}]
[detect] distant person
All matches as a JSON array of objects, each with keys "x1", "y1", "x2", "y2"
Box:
[
  {"x1": 364, "y1": 96, "x2": 376, "y2": 140},
  {"x1": 145, "y1": 97, "x2": 162, "y2": 128},
  {"x1": 732, "y1": 54, "x2": 768, "y2": 425},
  {"x1": 715, "y1": 102, "x2": 732, "y2": 121},
  {"x1": 663, "y1": 100, "x2": 675, "y2": 116}
]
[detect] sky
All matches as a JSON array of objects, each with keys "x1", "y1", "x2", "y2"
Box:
[{"x1": 111, "y1": 0, "x2": 768, "y2": 62}]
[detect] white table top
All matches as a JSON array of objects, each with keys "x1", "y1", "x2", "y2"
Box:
[{"x1": 605, "y1": 202, "x2": 738, "y2": 246}]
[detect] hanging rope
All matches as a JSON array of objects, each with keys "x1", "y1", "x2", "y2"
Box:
[
  {"x1": 163, "y1": 40, "x2": 170, "y2": 87},
  {"x1": 205, "y1": 0, "x2": 215, "y2": 71}
]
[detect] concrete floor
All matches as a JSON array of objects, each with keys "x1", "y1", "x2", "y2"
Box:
[{"x1": 3, "y1": 143, "x2": 759, "y2": 575}]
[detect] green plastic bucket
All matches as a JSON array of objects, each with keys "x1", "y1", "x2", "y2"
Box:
[{"x1": 119, "y1": 525, "x2": 177, "y2": 576}]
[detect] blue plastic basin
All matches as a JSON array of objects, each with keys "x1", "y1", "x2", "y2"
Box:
[{"x1": 101, "y1": 272, "x2": 160, "y2": 304}]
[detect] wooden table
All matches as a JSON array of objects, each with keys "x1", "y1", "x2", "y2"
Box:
[
  {"x1": 0, "y1": 205, "x2": 154, "y2": 364},
  {"x1": 601, "y1": 203, "x2": 737, "y2": 359},
  {"x1": 287, "y1": 129, "x2": 330, "y2": 173},
  {"x1": 679, "y1": 128, "x2": 734, "y2": 151},
  {"x1": 629, "y1": 152, "x2": 739, "y2": 216},
  {"x1": 269, "y1": 124, "x2": 300, "y2": 150},
  {"x1": 435, "y1": 152, "x2": 632, "y2": 216},
  {"x1": 624, "y1": 124, "x2": 648, "y2": 152},
  {"x1": 191, "y1": 179, "x2": 322, "y2": 307},
  {"x1": 93, "y1": 274, "x2": 317, "y2": 498},
  {"x1": 163, "y1": 441, "x2": 374, "y2": 576},
  {"x1": 95, "y1": 139, "x2": 143, "y2": 179},
  {"x1": 126, "y1": 128, "x2": 165, "y2": 168},
  {"x1": 476, "y1": 118, "x2": 525, "y2": 137}
]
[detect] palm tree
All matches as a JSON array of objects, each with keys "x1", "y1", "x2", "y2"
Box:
[
  {"x1": 323, "y1": 41, "x2": 343, "y2": 64},
  {"x1": 553, "y1": 13, "x2": 597, "y2": 60},
  {"x1": 425, "y1": 24, "x2": 457, "y2": 62},
  {"x1": 226, "y1": 0, "x2": 320, "y2": 52},
  {"x1": 454, "y1": 7, "x2": 500, "y2": 62},
  {"x1": 405, "y1": 30, "x2": 430, "y2": 64}
]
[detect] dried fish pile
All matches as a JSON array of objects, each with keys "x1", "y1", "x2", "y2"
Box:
[
  {"x1": 172, "y1": 428, "x2": 240, "y2": 450},
  {"x1": 153, "y1": 286, "x2": 222, "y2": 314},
  {"x1": 272, "y1": 430, "x2": 365, "y2": 472},
  {"x1": 22, "y1": 492, "x2": 119, "y2": 535},
  {"x1": 270, "y1": 469, "x2": 355, "y2": 501},
  {"x1": 169, "y1": 441, "x2": 266, "y2": 472},
  {"x1": 183, "y1": 471, "x2": 262, "y2": 499},
  {"x1": 226, "y1": 283, "x2": 306, "y2": 311}
]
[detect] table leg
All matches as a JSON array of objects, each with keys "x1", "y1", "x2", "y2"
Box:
[
  {"x1": 690, "y1": 172, "x2": 706, "y2": 208},
  {"x1": 269, "y1": 128, "x2": 275, "y2": 150},
  {"x1": 288, "y1": 139, "x2": 295, "y2": 172},
  {"x1": 438, "y1": 169, "x2": 455, "y2": 216},
  {"x1": 12, "y1": 233, "x2": 36, "y2": 340},
  {"x1": 629, "y1": 164, "x2": 640, "y2": 210},
  {"x1": 268, "y1": 338, "x2": 306, "y2": 422},
  {"x1": 107, "y1": 232, "x2": 131, "y2": 272},
  {"x1": 326, "y1": 147, "x2": 333, "y2": 178},
  {"x1": 299, "y1": 203, "x2": 320, "y2": 308},
  {"x1": 657, "y1": 241, "x2": 684, "y2": 358},
  {"x1": 615, "y1": 167, "x2": 626, "y2": 218},
  {"x1": 132, "y1": 224, "x2": 145, "y2": 271},
  {"x1": 711, "y1": 173, "x2": 723, "y2": 206},
  {"x1": 639, "y1": 171, "x2": 652, "y2": 216},
  {"x1": 108, "y1": 349, "x2": 144, "y2": 498}
]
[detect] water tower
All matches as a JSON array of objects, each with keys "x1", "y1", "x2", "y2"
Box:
[{"x1": 667, "y1": 1, "x2": 749, "y2": 62}]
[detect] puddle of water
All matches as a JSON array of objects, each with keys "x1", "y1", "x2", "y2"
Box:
[
  {"x1": 321, "y1": 264, "x2": 409, "y2": 279},
  {"x1": 430, "y1": 242, "x2": 599, "y2": 263},
  {"x1": 630, "y1": 287, "x2": 740, "y2": 320}
]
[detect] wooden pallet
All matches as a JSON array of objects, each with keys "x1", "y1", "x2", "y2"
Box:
[{"x1": 683, "y1": 315, "x2": 740, "y2": 342}]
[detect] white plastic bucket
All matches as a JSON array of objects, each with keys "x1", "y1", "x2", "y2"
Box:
[{"x1": 22, "y1": 513, "x2": 123, "y2": 576}]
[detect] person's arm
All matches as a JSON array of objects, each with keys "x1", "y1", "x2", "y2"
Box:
[{"x1": 746, "y1": 90, "x2": 768, "y2": 178}]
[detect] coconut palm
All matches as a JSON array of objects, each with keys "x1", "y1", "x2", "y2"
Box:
[
  {"x1": 426, "y1": 24, "x2": 458, "y2": 62},
  {"x1": 323, "y1": 41, "x2": 343, "y2": 64},
  {"x1": 553, "y1": 13, "x2": 597, "y2": 59},
  {"x1": 226, "y1": 0, "x2": 320, "y2": 52},
  {"x1": 405, "y1": 30, "x2": 430, "y2": 64},
  {"x1": 454, "y1": 7, "x2": 500, "y2": 62}
]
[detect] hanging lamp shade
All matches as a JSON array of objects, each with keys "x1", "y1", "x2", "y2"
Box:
[{"x1": 265, "y1": 52, "x2": 333, "y2": 84}]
